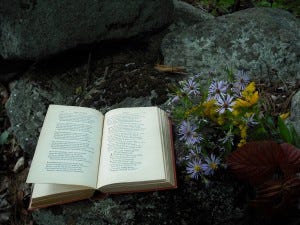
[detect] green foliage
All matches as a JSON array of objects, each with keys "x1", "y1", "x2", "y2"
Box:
[
  {"x1": 278, "y1": 117, "x2": 300, "y2": 147},
  {"x1": 194, "y1": 0, "x2": 300, "y2": 17},
  {"x1": 168, "y1": 69, "x2": 264, "y2": 183},
  {"x1": 168, "y1": 68, "x2": 299, "y2": 186},
  {"x1": 253, "y1": 1, "x2": 300, "y2": 17},
  {"x1": 195, "y1": 0, "x2": 235, "y2": 15}
]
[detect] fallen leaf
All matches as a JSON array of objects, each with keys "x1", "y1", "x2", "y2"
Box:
[{"x1": 227, "y1": 141, "x2": 284, "y2": 185}]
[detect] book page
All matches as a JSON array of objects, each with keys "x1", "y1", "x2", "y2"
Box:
[
  {"x1": 27, "y1": 105, "x2": 104, "y2": 188},
  {"x1": 97, "y1": 107, "x2": 165, "y2": 188}
]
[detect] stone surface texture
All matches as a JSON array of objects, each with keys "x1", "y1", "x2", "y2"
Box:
[
  {"x1": 162, "y1": 7, "x2": 300, "y2": 81},
  {"x1": 5, "y1": 71, "x2": 84, "y2": 156},
  {"x1": 289, "y1": 90, "x2": 300, "y2": 137},
  {"x1": 32, "y1": 182, "x2": 242, "y2": 225},
  {"x1": 171, "y1": 0, "x2": 214, "y2": 29},
  {"x1": 0, "y1": 0, "x2": 173, "y2": 59}
]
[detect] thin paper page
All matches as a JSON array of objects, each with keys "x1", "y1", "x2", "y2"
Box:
[
  {"x1": 97, "y1": 107, "x2": 165, "y2": 188},
  {"x1": 27, "y1": 105, "x2": 104, "y2": 188},
  {"x1": 32, "y1": 184, "x2": 90, "y2": 199}
]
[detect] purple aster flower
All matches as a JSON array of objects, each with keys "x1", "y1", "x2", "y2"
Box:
[
  {"x1": 186, "y1": 159, "x2": 205, "y2": 180},
  {"x1": 216, "y1": 93, "x2": 235, "y2": 114},
  {"x1": 169, "y1": 95, "x2": 180, "y2": 105},
  {"x1": 231, "y1": 85, "x2": 243, "y2": 98},
  {"x1": 208, "y1": 80, "x2": 228, "y2": 100},
  {"x1": 202, "y1": 154, "x2": 221, "y2": 176},
  {"x1": 243, "y1": 113, "x2": 259, "y2": 128},
  {"x1": 185, "y1": 146, "x2": 202, "y2": 160},
  {"x1": 194, "y1": 72, "x2": 202, "y2": 78},
  {"x1": 178, "y1": 121, "x2": 203, "y2": 145},
  {"x1": 182, "y1": 79, "x2": 200, "y2": 96},
  {"x1": 234, "y1": 70, "x2": 250, "y2": 91},
  {"x1": 219, "y1": 129, "x2": 234, "y2": 146}
]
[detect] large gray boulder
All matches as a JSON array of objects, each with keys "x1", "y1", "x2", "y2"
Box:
[
  {"x1": 5, "y1": 57, "x2": 172, "y2": 157},
  {"x1": 5, "y1": 71, "x2": 84, "y2": 156},
  {"x1": 171, "y1": 0, "x2": 214, "y2": 29},
  {"x1": 0, "y1": 0, "x2": 173, "y2": 60},
  {"x1": 162, "y1": 7, "x2": 300, "y2": 81},
  {"x1": 289, "y1": 90, "x2": 300, "y2": 137}
]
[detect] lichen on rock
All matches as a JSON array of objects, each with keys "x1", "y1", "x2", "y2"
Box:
[
  {"x1": 32, "y1": 178, "x2": 244, "y2": 225},
  {"x1": 5, "y1": 69, "x2": 85, "y2": 157},
  {"x1": 162, "y1": 7, "x2": 300, "y2": 82}
]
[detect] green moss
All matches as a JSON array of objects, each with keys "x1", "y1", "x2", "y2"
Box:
[{"x1": 254, "y1": 0, "x2": 300, "y2": 17}]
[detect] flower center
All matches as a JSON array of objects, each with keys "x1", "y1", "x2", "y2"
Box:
[
  {"x1": 210, "y1": 163, "x2": 217, "y2": 170},
  {"x1": 186, "y1": 130, "x2": 192, "y2": 136},
  {"x1": 194, "y1": 165, "x2": 201, "y2": 172}
]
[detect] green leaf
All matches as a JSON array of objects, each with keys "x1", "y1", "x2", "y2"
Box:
[
  {"x1": 288, "y1": 125, "x2": 300, "y2": 148},
  {"x1": 250, "y1": 126, "x2": 268, "y2": 140},
  {"x1": 266, "y1": 115, "x2": 275, "y2": 128},
  {"x1": 278, "y1": 117, "x2": 292, "y2": 144},
  {"x1": 0, "y1": 130, "x2": 9, "y2": 145}
]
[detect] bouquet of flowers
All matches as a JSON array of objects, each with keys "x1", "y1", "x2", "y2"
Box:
[{"x1": 167, "y1": 69, "x2": 298, "y2": 184}]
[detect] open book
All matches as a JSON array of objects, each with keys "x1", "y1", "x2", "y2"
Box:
[{"x1": 26, "y1": 105, "x2": 177, "y2": 209}]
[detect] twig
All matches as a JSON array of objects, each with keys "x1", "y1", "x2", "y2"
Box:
[{"x1": 154, "y1": 64, "x2": 187, "y2": 75}]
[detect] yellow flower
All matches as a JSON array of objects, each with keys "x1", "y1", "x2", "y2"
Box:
[
  {"x1": 279, "y1": 112, "x2": 290, "y2": 120},
  {"x1": 233, "y1": 82, "x2": 259, "y2": 108},
  {"x1": 217, "y1": 116, "x2": 224, "y2": 125},
  {"x1": 202, "y1": 100, "x2": 217, "y2": 118},
  {"x1": 232, "y1": 108, "x2": 240, "y2": 117},
  {"x1": 185, "y1": 104, "x2": 201, "y2": 117},
  {"x1": 242, "y1": 82, "x2": 256, "y2": 95},
  {"x1": 234, "y1": 98, "x2": 251, "y2": 108},
  {"x1": 246, "y1": 91, "x2": 259, "y2": 105},
  {"x1": 236, "y1": 124, "x2": 247, "y2": 147},
  {"x1": 238, "y1": 139, "x2": 247, "y2": 147},
  {"x1": 239, "y1": 124, "x2": 247, "y2": 139}
]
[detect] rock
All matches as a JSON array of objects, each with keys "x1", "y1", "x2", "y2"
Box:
[
  {"x1": 161, "y1": 8, "x2": 300, "y2": 81},
  {"x1": 13, "y1": 156, "x2": 25, "y2": 173},
  {"x1": 5, "y1": 69, "x2": 85, "y2": 157},
  {"x1": 0, "y1": 58, "x2": 30, "y2": 82},
  {"x1": 171, "y1": 0, "x2": 214, "y2": 29},
  {"x1": 0, "y1": 212, "x2": 10, "y2": 223},
  {"x1": 289, "y1": 90, "x2": 300, "y2": 137},
  {"x1": 5, "y1": 57, "x2": 172, "y2": 157},
  {"x1": 109, "y1": 97, "x2": 152, "y2": 111},
  {"x1": 32, "y1": 181, "x2": 242, "y2": 225},
  {"x1": 0, "y1": 0, "x2": 174, "y2": 60}
]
